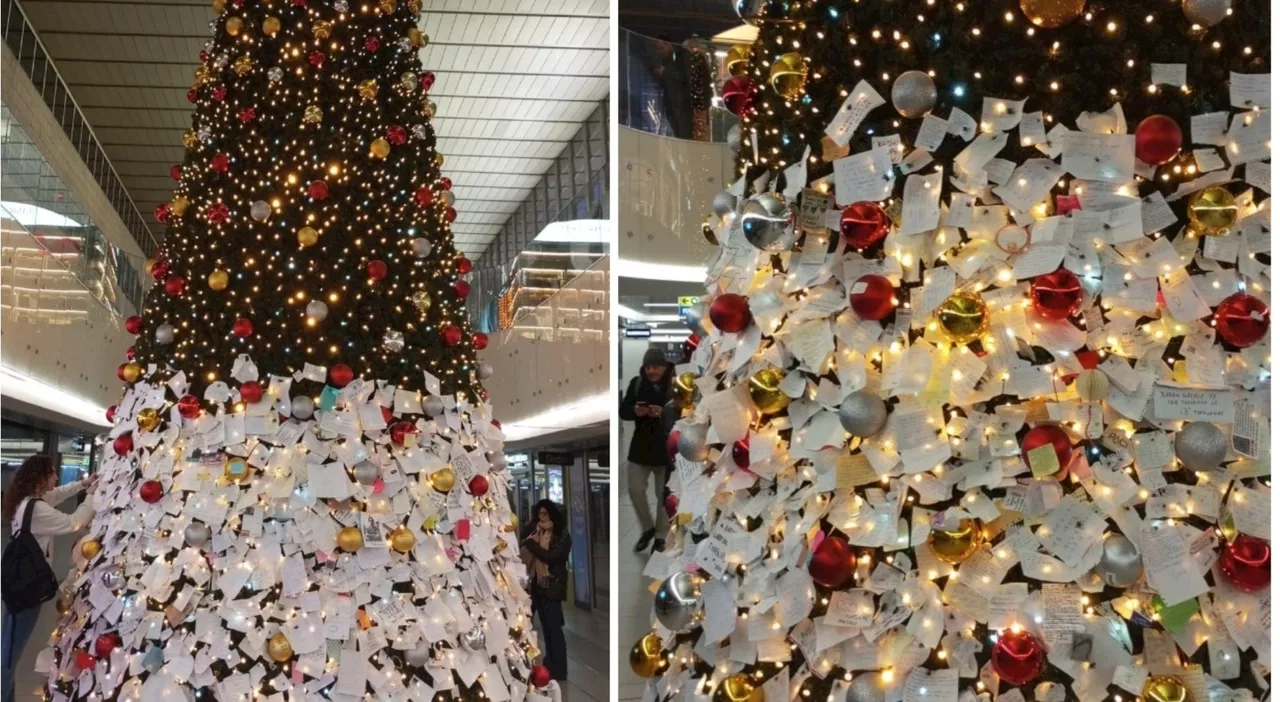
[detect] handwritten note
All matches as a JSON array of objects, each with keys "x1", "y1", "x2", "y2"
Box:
[
  {"x1": 1061, "y1": 131, "x2": 1135, "y2": 182},
  {"x1": 1152, "y1": 386, "x2": 1235, "y2": 422},
  {"x1": 826, "y1": 80, "x2": 886, "y2": 147},
  {"x1": 833, "y1": 147, "x2": 895, "y2": 206}
]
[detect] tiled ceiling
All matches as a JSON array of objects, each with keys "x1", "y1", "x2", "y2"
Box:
[{"x1": 20, "y1": 0, "x2": 609, "y2": 257}]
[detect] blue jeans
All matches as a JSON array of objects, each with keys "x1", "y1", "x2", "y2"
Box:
[{"x1": 2, "y1": 603, "x2": 42, "y2": 702}]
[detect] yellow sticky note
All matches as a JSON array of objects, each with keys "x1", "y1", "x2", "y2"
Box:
[
  {"x1": 1027, "y1": 443, "x2": 1060, "y2": 478},
  {"x1": 835, "y1": 453, "x2": 880, "y2": 489}
]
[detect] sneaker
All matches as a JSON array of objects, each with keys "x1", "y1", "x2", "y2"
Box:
[
  {"x1": 633, "y1": 528, "x2": 655, "y2": 552},
  {"x1": 651, "y1": 538, "x2": 665, "y2": 553}
]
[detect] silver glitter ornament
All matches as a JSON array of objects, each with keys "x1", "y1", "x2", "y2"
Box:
[
  {"x1": 250, "y1": 200, "x2": 271, "y2": 221},
  {"x1": 404, "y1": 641, "x2": 430, "y2": 666},
  {"x1": 1182, "y1": 0, "x2": 1230, "y2": 26},
  {"x1": 155, "y1": 324, "x2": 176, "y2": 345},
  {"x1": 1174, "y1": 421, "x2": 1227, "y2": 470},
  {"x1": 891, "y1": 70, "x2": 938, "y2": 119},
  {"x1": 383, "y1": 330, "x2": 405, "y2": 352},
  {"x1": 305, "y1": 299, "x2": 328, "y2": 322},
  {"x1": 101, "y1": 565, "x2": 127, "y2": 590},
  {"x1": 411, "y1": 124, "x2": 427, "y2": 140},
  {"x1": 712, "y1": 191, "x2": 739, "y2": 220},
  {"x1": 184, "y1": 521, "x2": 212, "y2": 548},
  {"x1": 847, "y1": 672, "x2": 889, "y2": 702},
  {"x1": 412, "y1": 237, "x2": 433, "y2": 258},
  {"x1": 291, "y1": 395, "x2": 315, "y2": 420},
  {"x1": 398, "y1": 37, "x2": 414, "y2": 52},
  {"x1": 334, "y1": 0, "x2": 349, "y2": 11},
  {"x1": 441, "y1": 190, "x2": 456, "y2": 207},
  {"x1": 676, "y1": 424, "x2": 710, "y2": 462},
  {"x1": 476, "y1": 362, "x2": 494, "y2": 380},
  {"x1": 197, "y1": 126, "x2": 213, "y2": 142},
  {"x1": 1092, "y1": 532, "x2": 1143, "y2": 588},
  {"x1": 268, "y1": 67, "x2": 284, "y2": 82},
  {"x1": 353, "y1": 461, "x2": 380, "y2": 485},
  {"x1": 654, "y1": 572, "x2": 700, "y2": 632},
  {"x1": 462, "y1": 625, "x2": 485, "y2": 651},
  {"x1": 727, "y1": 124, "x2": 742, "y2": 154},
  {"x1": 838, "y1": 390, "x2": 888, "y2": 437},
  {"x1": 740, "y1": 193, "x2": 796, "y2": 252},
  {"x1": 423, "y1": 395, "x2": 445, "y2": 416}
]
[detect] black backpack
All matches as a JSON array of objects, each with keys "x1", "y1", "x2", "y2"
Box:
[{"x1": 2, "y1": 499, "x2": 59, "y2": 612}]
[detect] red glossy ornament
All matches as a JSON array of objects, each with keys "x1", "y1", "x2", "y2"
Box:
[
  {"x1": 420, "y1": 72, "x2": 435, "y2": 91},
  {"x1": 664, "y1": 493, "x2": 679, "y2": 517},
  {"x1": 210, "y1": 153, "x2": 230, "y2": 174},
  {"x1": 116, "y1": 364, "x2": 131, "y2": 382},
  {"x1": 1215, "y1": 292, "x2": 1269, "y2": 348},
  {"x1": 991, "y1": 630, "x2": 1045, "y2": 685},
  {"x1": 126, "y1": 346, "x2": 136, "y2": 361},
  {"x1": 472, "y1": 332, "x2": 489, "y2": 350},
  {"x1": 682, "y1": 334, "x2": 700, "y2": 359},
  {"x1": 1135, "y1": 115, "x2": 1183, "y2": 166},
  {"x1": 808, "y1": 534, "x2": 852, "y2": 588},
  {"x1": 308, "y1": 180, "x2": 329, "y2": 200},
  {"x1": 106, "y1": 405, "x2": 118, "y2": 423},
  {"x1": 454, "y1": 280, "x2": 471, "y2": 298},
  {"x1": 139, "y1": 480, "x2": 164, "y2": 504},
  {"x1": 1030, "y1": 268, "x2": 1083, "y2": 320},
  {"x1": 154, "y1": 203, "x2": 171, "y2": 223},
  {"x1": 731, "y1": 437, "x2": 751, "y2": 469},
  {"x1": 709, "y1": 294, "x2": 752, "y2": 333},
  {"x1": 721, "y1": 75, "x2": 758, "y2": 117},
  {"x1": 178, "y1": 395, "x2": 201, "y2": 419},
  {"x1": 94, "y1": 633, "x2": 120, "y2": 658},
  {"x1": 414, "y1": 186, "x2": 433, "y2": 206},
  {"x1": 441, "y1": 324, "x2": 463, "y2": 346},
  {"x1": 169, "y1": 165, "x2": 183, "y2": 180},
  {"x1": 186, "y1": 87, "x2": 198, "y2": 103},
  {"x1": 212, "y1": 86, "x2": 226, "y2": 102},
  {"x1": 233, "y1": 317, "x2": 254, "y2": 338},
  {"x1": 380, "y1": 406, "x2": 394, "y2": 424},
  {"x1": 74, "y1": 650, "x2": 96, "y2": 672},
  {"x1": 445, "y1": 206, "x2": 458, "y2": 222},
  {"x1": 151, "y1": 260, "x2": 170, "y2": 283},
  {"x1": 386, "y1": 125, "x2": 407, "y2": 145},
  {"x1": 529, "y1": 665, "x2": 552, "y2": 689},
  {"x1": 113, "y1": 433, "x2": 133, "y2": 456},
  {"x1": 239, "y1": 107, "x2": 256, "y2": 124},
  {"x1": 164, "y1": 275, "x2": 186, "y2": 296},
  {"x1": 1020, "y1": 425, "x2": 1072, "y2": 479},
  {"x1": 308, "y1": 50, "x2": 324, "y2": 67},
  {"x1": 840, "y1": 202, "x2": 890, "y2": 249},
  {"x1": 125, "y1": 316, "x2": 143, "y2": 335},
  {"x1": 364, "y1": 36, "x2": 380, "y2": 52},
  {"x1": 390, "y1": 421, "x2": 416, "y2": 446},
  {"x1": 206, "y1": 202, "x2": 230, "y2": 224},
  {"x1": 666, "y1": 430, "x2": 681, "y2": 459},
  {"x1": 440, "y1": 177, "x2": 452, "y2": 191},
  {"x1": 329, "y1": 363, "x2": 354, "y2": 388},
  {"x1": 1218, "y1": 534, "x2": 1270, "y2": 592},
  {"x1": 199, "y1": 50, "x2": 210, "y2": 63},
  {"x1": 468, "y1": 475, "x2": 490, "y2": 497},
  {"x1": 456, "y1": 257, "x2": 472, "y2": 275},
  {"x1": 240, "y1": 381, "x2": 263, "y2": 404},
  {"x1": 849, "y1": 274, "x2": 896, "y2": 321},
  {"x1": 367, "y1": 259, "x2": 388, "y2": 281}
]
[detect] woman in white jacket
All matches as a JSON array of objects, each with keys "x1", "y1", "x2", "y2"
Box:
[{"x1": 1, "y1": 455, "x2": 96, "y2": 702}]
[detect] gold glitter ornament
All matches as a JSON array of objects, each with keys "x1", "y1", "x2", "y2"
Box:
[
  {"x1": 379, "y1": 0, "x2": 396, "y2": 12},
  {"x1": 225, "y1": 16, "x2": 243, "y2": 36},
  {"x1": 411, "y1": 290, "x2": 432, "y2": 312},
  {"x1": 390, "y1": 526, "x2": 415, "y2": 553},
  {"x1": 262, "y1": 16, "x2": 281, "y2": 36},
  {"x1": 359, "y1": 79, "x2": 378, "y2": 100},
  {"x1": 170, "y1": 196, "x2": 190, "y2": 216},
  {"x1": 297, "y1": 226, "x2": 320, "y2": 247},
  {"x1": 935, "y1": 291, "x2": 990, "y2": 344},
  {"x1": 371, "y1": 138, "x2": 391, "y2": 159},
  {"x1": 1019, "y1": 0, "x2": 1086, "y2": 28},
  {"x1": 120, "y1": 363, "x2": 143, "y2": 383},
  {"x1": 183, "y1": 130, "x2": 199, "y2": 148},
  {"x1": 208, "y1": 270, "x2": 230, "y2": 291},
  {"x1": 312, "y1": 20, "x2": 332, "y2": 39},
  {"x1": 1187, "y1": 186, "x2": 1237, "y2": 236},
  {"x1": 233, "y1": 55, "x2": 252, "y2": 76},
  {"x1": 267, "y1": 633, "x2": 293, "y2": 662},
  {"x1": 303, "y1": 105, "x2": 323, "y2": 124},
  {"x1": 407, "y1": 27, "x2": 425, "y2": 47},
  {"x1": 136, "y1": 408, "x2": 162, "y2": 432}
]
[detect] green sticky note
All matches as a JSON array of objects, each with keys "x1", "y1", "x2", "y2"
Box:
[
  {"x1": 1027, "y1": 443, "x2": 1060, "y2": 478},
  {"x1": 1153, "y1": 594, "x2": 1199, "y2": 634},
  {"x1": 320, "y1": 385, "x2": 341, "y2": 412}
]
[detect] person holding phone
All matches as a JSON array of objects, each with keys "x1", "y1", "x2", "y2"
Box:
[{"x1": 619, "y1": 348, "x2": 673, "y2": 553}]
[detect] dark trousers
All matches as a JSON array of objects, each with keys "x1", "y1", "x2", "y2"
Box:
[
  {"x1": 3, "y1": 603, "x2": 42, "y2": 702},
  {"x1": 532, "y1": 594, "x2": 568, "y2": 681}
]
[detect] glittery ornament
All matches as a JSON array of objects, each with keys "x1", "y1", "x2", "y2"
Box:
[
  {"x1": 184, "y1": 521, "x2": 212, "y2": 548},
  {"x1": 1187, "y1": 186, "x2": 1237, "y2": 235},
  {"x1": 267, "y1": 633, "x2": 293, "y2": 662},
  {"x1": 891, "y1": 70, "x2": 938, "y2": 118},
  {"x1": 305, "y1": 299, "x2": 328, "y2": 322},
  {"x1": 1174, "y1": 421, "x2": 1228, "y2": 470},
  {"x1": 1182, "y1": 0, "x2": 1231, "y2": 26},
  {"x1": 390, "y1": 526, "x2": 416, "y2": 553},
  {"x1": 291, "y1": 395, "x2": 314, "y2": 420},
  {"x1": 838, "y1": 390, "x2": 887, "y2": 437},
  {"x1": 846, "y1": 673, "x2": 888, "y2": 702},
  {"x1": 676, "y1": 423, "x2": 709, "y2": 462}
]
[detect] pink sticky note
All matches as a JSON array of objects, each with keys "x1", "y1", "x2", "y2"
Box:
[
  {"x1": 372, "y1": 477, "x2": 385, "y2": 495},
  {"x1": 315, "y1": 550, "x2": 330, "y2": 564},
  {"x1": 291, "y1": 664, "x2": 304, "y2": 685},
  {"x1": 456, "y1": 519, "x2": 471, "y2": 541}
]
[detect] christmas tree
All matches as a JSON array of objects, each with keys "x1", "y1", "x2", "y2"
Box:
[
  {"x1": 40, "y1": 1, "x2": 549, "y2": 700},
  {"x1": 632, "y1": 1, "x2": 1270, "y2": 702}
]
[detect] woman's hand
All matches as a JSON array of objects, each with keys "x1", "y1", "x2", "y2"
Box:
[{"x1": 84, "y1": 474, "x2": 100, "y2": 491}]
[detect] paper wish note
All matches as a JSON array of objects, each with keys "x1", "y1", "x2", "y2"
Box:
[
  {"x1": 1151, "y1": 385, "x2": 1235, "y2": 423},
  {"x1": 1159, "y1": 267, "x2": 1211, "y2": 323},
  {"x1": 1011, "y1": 243, "x2": 1066, "y2": 280},
  {"x1": 833, "y1": 147, "x2": 895, "y2": 206},
  {"x1": 1151, "y1": 63, "x2": 1187, "y2": 87},
  {"x1": 1061, "y1": 131, "x2": 1135, "y2": 182},
  {"x1": 1229, "y1": 72, "x2": 1271, "y2": 108},
  {"x1": 993, "y1": 159, "x2": 1065, "y2": 213},
  {"x1": 1140, "y1": 526, "x2": 1209, "y2": 605},
  {"x1": 904, "y1": 667, "x2": 959, "y2": 702},
  {"x1": 954, "y1": 131, "x2": 1007, "y2": 176},
  {"x1": 826, "y1": 80, "x2": 886, "y2": 147},
  {"x1": 900, "y1": 169, "x2": 944, "y2": 235},
  {"x1": 916, "y1": 114, "x2": 949, "y2": 152},
  {"x1": 1019, "y1": 112, "x2": 1047, "y2": 146}
]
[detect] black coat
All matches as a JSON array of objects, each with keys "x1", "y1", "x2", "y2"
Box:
[
  {"x1": 620, "y1": 370, "x2": 672, "y2": 466},
  {"x1": 520, "y1": 524, "x2": 571, "y2": 602}
]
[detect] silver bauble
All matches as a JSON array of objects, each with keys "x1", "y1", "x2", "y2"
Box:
[
  {"x1": 838, "y1": 390, "x2": 888, "y2": 437},
  {"x1": 184, "y1": 521, "x2": 212, "y2": 548},
  {"x1": 891, "y1": 70, "x2": 938, "y2": 119},
  {"x1": 490, "y1": 453, "x2": 508, "y2": 472},
  {"x1": 727, "y1": 124, "x2": 742, "y2": 154},
  {"x1": 383, "y1": 330, "x2": 406, "y2": 352},
  {"x1": 1174, "y1": 421, "x2": 1227, "y2": 470},
  {"x1": 676, "y1": 424, "x2": 710, "y2": 462},
  {"x1": 353, "y1": 460, "x2": 380, "y2": 485},
  {"x1": 441, "y1": 191, "x2": 456, "y2": 207},
  {"x1": 847, "y1": 672, "x2": 888, "y2": 702},
  {"x1": 423, "y1": 395, "x2": 445, "y2": 416},
  {"x1": 740, "y1": 193, "x2": 796, "y2": 252},
  {"x1": 734, "y1": 0, "x2": 767, "y2": 25},
  {"x1": 412, "y1": 237, "x2": 433, "y2": 258},
  {"x1": 267, "y1": 67, "x2": 284, "y2": 82},
  {"x1": 462, "y1": 625, "x2": 485, "y2": 651},
  {"x1": 476, "y1": 362, "x2": 494, "y2": 380},
  {"x1": 305, "y1": 299, "x2": 328, "y2": 322},
  {"x1": 1182, "y1": 0, "x2": 1230, "y2": 26},
  {"x1": 291, "y1": 395, "x2": 315, "y2": 420},
  {"x1": 405, "y1": 641, "x2": 430, "y2": 666},
  {"x1": 155, "y1": 323, "x2": 176, "y2": 345},
  {"x1": 249, "y1": 200, "x2": 272, "y2": 222},
  {"x1": 101, "y1": 565, "x2": 127, "y2": 590},
  {"x1": 1092, "y1": 532, "x2": 1143, "y2": 588},
  {"x1": 654, "y1": 572, "x2": 700, "y2": 632},
  {"x1": 712, "y1": 191, "x2": 739, "y2": 220}
]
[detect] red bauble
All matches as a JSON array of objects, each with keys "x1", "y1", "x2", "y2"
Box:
[
  {"x1": 126, "y1": 346, "x2": 136, "y2": 361},
  {"x1": 454, "y1": 280, "x2": 471, "y2": 298},
  {"x1": 116, "y1": 364, "x2": 132, "y2": 382},
  {"x1": 186, "y1": 87, "x2": 198, "y2": 103},
  {"x1": 125, "y1": 315, "x2": 143, "y2": 335},
  {"x1": 308, "y1": 50, "x2": 324, "y2": 67},
  {"x1": 150, "y1": 260, "x2": 170, "y2": 282},
  {"x1": 210, "y1": 153, "x2": 230, "y2": 174},
  {"x1": 113, "y1": 433, "x2": 133, "y2": 456},
  {"x1": 170, "y1": 164, "x2": 183, "y2": 181},
  {"x1": 177, "y1": 394, "x2": 201, "y2": 419},
  {"x1": 330, "y1": 363, "x2": 354, "y2": 388},
  {"x1": 420, "y1": 72, "x2": 436, "y2": 91},
  {"x1": 1218, "y1": 534, "x2": 1270, "y2": 592},
  {"x1": 386, "y1": 125, "x2": 407, "y2": 145},
  {"x1": 1020, "y1": 424, "x2": 1072, "y2": 478},
  {"x1": 206, "y1": 202, "x2": 230, "y2": 224},
  {"x1": 233, "y1": 317, "x2": 254, "y2": 338},
  {"x1": 380, "y1": 406, "x2": 394, "y2": 424},
  {"x1": 1215, "y1": 292, "x2": 1269, "y2": 348},
  {"x1": 154, "y1": 203, "x2": 171, "y2": 223},
  {"x1": 414, "y1": 186, "x2": 433, "y2": 206},
  {"x1": 456, "y1": 257, "x2": 472, "y2": 275},
  {"x1": 364, "y1": 36, "x2": 380, "y2": 52},
  {"x1": 840, "y1": 202, "x2": 890, "y2": 249},
  {"x1": 106, "y1": 405, "x2": 118, "y2": 423},
  {"x1": 849, "y1": 274, "x2": 896, "y2": 321},
  {"x1": 709, "y1": 294, "x2": 752, "y2": 333},
  {"x1": 390, "y1": 421, "x2": 416, "y2": 446},
  {"x1": 239, "y1": 107, "x2": 256, "y2": 124},
  {"x1": 212, "y1": 86, "x2": 227, "y2": 102},
  {"x1": 1030, "y1": 268, "x2": 1083, "y2": 320},
  {"x1": 139, "y1": 480, "x2": 164, "y2": 504},
  {"x1": 666, "y1": 430, "x2": 681, "y2": 459},
  {"x1": 164, "y1": 275, "x2": 186, "y2": 297},
  {"x1": 94, "y1": 633, "x2": 121, "y2": 658},
  {"x1": 529, "y1": 665, "x2": 552, "y2": 689},
  {"x1": 468, "y1": 475, "x2": 490, "y2": 497},
  {"x1": 74, "y1": 650, "x2": 96, "y2": 672},
  {"x1": 1135, "y1": 115, "x2": 1183, "y2": 166},
  {"x1": 808, "y1": 534, "x2": 852, "y2": 588},
  {"x1": 240, "y1": 381, "x2": 264, "y2": 404},
  {"x1": 308, "y1": 180, "x2": 329, "y2": 200},
  {"x1": 472, "y1": 332, "x2": 488, "y2": 350},
  {"x1": 439, "y1": 177, "x2": 452, "y2": 191},
  {"x1": 721, "y1": 75, "x2": 758, "y2": 117},
  {"x1": 367, "y1": 259, "x2": 388, "y2": 281},
  {"x1": 441, "y1": 324, "x2": 463, "y2": 346},
  {"x1": 682, "y1": 334, "x2": 700, "y2": 359},
  {"x1": 664, "y1": 493, "x2": 679, "y2": 517},
  {"x1": 991, "y1": 630, "x2": 1045, "y2": 685},
  {"x1": 445, "y1": 206, "x2": 457, "y2": 222}
]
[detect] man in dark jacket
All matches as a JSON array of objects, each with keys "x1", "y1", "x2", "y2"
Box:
[{"x1": 619, "y1": 348, "x2": 673, "y2": 553}]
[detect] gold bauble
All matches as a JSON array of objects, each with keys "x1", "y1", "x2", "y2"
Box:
[
  {"x1": 312, "y1": 20, "x2": 332, "y2": 39},
  {"x1": 170, "y1": 196, "x2": 190, "y2": 216},
  {"x1": 494, "y1": 539, "x2": 508, "y2": 554},
  {"x1": 407, "y1": 0, "x2": 421, "y2": 13},
  {"x1": 926, "y1": 518, "x2": 984, "y2": 564},
  {"x1": 407, "y1": 27, "x2": 424, "y2": 47},
  {"x1": 80, "y1": 538, "x2": 102, "y2": 560},
  {"x1": 136, "y1": 407, "x2": 162, "y2": 432},
  {"x1": 371, "y1": 138, "x2": 392, "y2": 159},
  {"x1": 715, "y1": 673, "x2": 762, "y2": 702},
  {"x1": 182, "y1": 130, "x2": 199, "y2": 149},
  {"x1": 748, "y1": 367, "x2": 790, "y2": 414},
  {"x1": 1187, "y1": 186, "x2": 1237, "y2": 236},
  {"x1": 390, "y1": 526, "x2": 415, "y2": 553},
  {"x1": 725, "y1": 44, "x2": 752, "y2": 76},
  {"x1": 267, "y1": 632, "x2": 293, "y2": 662},
  {"x1": 629, "y1": 633, "x2": 667, "y2": 678},
  {"x1": 673, "y1": 372, "x2": 698, "y2": 410},
  {"x1": 225, "y1": 16, "x2": 243, "y2": 36},
  {"x1": 211, "y1": 0, "x2": 226, "y2": 12},
  {"x1": 121, "y1": 362, "x2": 143, "y2": 384},
  {"x1": 1019, "y1": 0, "x2": 1086, "y2": 28},
  {"x1": 935, "y1": 291, "x2": 990, "y2": 344},
  {"x1": 194, "y1": 65, "x2": 211, "y2": 85},
  {"x1": 1075, "y1": 368, "x2": 1110, "y2": 402},
  {"x1": 411, "y1": 290, "x2": 432, "y2": 312},
  {"x1": 208, "y1": 269, "x2": 230, "y2": 291},
  {"x1": 262, "y1": 16, "x2": 281, "y2": 36},
  {"x1": 303, "y1": 105, "x2": 323, "y2": 124},
  {"x1": 433, "y1": 152, "x2": 445, "y2": 168},
  {"x1": 379, "y1": 0, "x2": 396, "y2": 12},
  {"x1": 358, "y1": 79, "x2": 378, "y2": 100},
  {"x1": 337, "y1": 526, "x2": 363, "y2": 552},
  {"x1": 224, "y1": 457, "x2": 251, "y2": 483},
  {"x1": 233, "y1": 55, "x2": 252, "y2": 76},
  {"x1": 423, "y1": 99, "x2": 437, "y2": 118},
  {"x1": 429, "y1": 466, "x2": 455, "y2": 492},
  {"x1": 400, "y1": 72, "x2": 417, "y2": 92},
  {"x1": 769, "y1": 52, "x2": 808, "y2": 101},
  {"x1": 297, "y1": 226, "x2": 320, "y2": 248},
  {"x1": 144, "y1": 257, "x2": 159, "y2": 276},
  {"x1": 1143, "y1": 676, "x2": 1191, "y2": 702}
]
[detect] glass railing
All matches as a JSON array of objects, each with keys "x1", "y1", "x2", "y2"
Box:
[
  {"x1": 505, "y1": 255, "x2": 609, "y2": 343},
  {"x1": 619, "y1": 28, "x2": 739, "y2": 142}
]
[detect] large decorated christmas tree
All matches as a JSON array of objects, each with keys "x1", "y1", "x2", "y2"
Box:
[
  {"x1": 632, "y1": 1, "x2": 1270, "y2": 702},
  {"x1": 39, "y1": 1, "x2": 551, "y2": 700}
]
